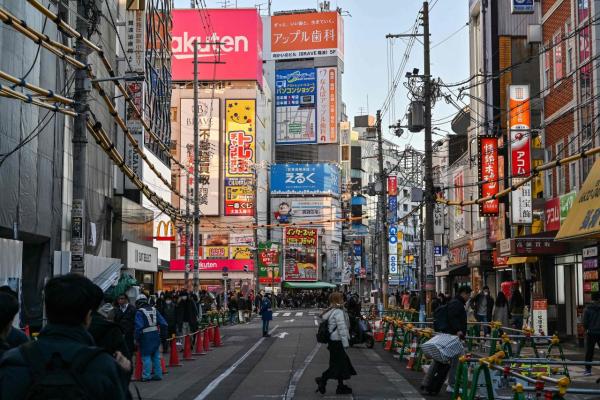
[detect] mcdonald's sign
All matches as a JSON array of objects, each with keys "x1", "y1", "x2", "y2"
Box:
[{"x1": 156, "y1": 220, "x2": 176, "y2": 241}]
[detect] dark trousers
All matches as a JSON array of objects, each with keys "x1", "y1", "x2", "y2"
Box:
[
  {"x1": 585, "y1": 333, "x2": 600, "y2": 372},
  {"x1": 262, "y1": 319, "x2": 270, "y2": 334}
]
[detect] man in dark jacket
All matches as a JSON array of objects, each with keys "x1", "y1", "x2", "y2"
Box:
[
  {"x1": 176, "y1": 290, "x2": 198, "y2": 335},
  {"x1": 445, "y1": 286, "x2": 471, "y2": 392},
  {"x1": 0, "y1": 286, "x2": 28, "y2": 349},
  {"x1": 0, "y1": 274, "x2": 129, "y2": 399},
  {"x1": 114, "y1": 293, "x2": 136, "y2": 356},
  {"x1": 584, "y1": 291, "x2": 600, "y2": 376},
  {"x1": 471, "y1": 286, "x2": 494, "y2": 335},
  {"x1": 158, "y1": 293, "x2": 177, "y2": 352}
]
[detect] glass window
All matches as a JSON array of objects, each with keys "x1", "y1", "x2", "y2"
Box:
[
  {"x1": 544, "y1": 44, "x2": 552, "y2": 89},
  {"x1": 403, "y1": 204, "x2": 408, "y2": 212},
  {"x1": 578, "y1": 0, "x2": 589, "y2": 23},
  {"x1": 565, "y1": 22, "x2": 573, "y2": 73},
  {"x1": 553, "y1": 32, "x2": 563, "y2": 81}
]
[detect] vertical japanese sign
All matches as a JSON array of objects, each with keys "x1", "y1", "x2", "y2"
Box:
[
  {"x1": 284, "y1": 227, "x2": 318, "y2": 281},
  {"x1": 387, "y1": 176, "x2": 398, "y2": 196},
  {"x1": 433, "y1": 203, "x2": 444, "y2": 235},
  {"x1": 508, "y1": 85, "x2": 532, "y2": 224},
  {"x1": 125, "y1": 9, "x2": 145, "y2": 71},
  {"x1": 180, "y1": 98, "x2": 220, "y2": 216},
  {"x1": 545, "y1": 197, "x2": 561, "y2": 231},
  {"x1": 452, "y1": 169, "x2": 467, "y2": 239},
  {"x1": 532, "y1": 299, "x2": 548, "y2": 335},
  {"x1": 225, "y1": 100, "x2": 255, "y2": 216},
  {"x1": 258, "y1": 243, "x2": 281, "y2": 284},
  {"x1": 478, "y1": 136, "x2": 499, "y2": 215},
  {"x1": 316, "y1": 67, "x2": 338, "y2": 143},
  {"x1": 275, "y1": 69, "x2": 316, "y2": 144}
]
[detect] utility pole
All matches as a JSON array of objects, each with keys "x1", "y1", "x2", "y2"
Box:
[
  {"x1": 376, "y1": 110, "x2": 388, "y2": 308},
  {"x1": 184, "y1": 145, "x2": 191, "y2": 289},
  {"x1": 70, "y1": 0, "x2": 93, "y2": 275},
  {"x1": 422, "y1": 1, "x2": 435, "y2": 312},
  {"x1": 193, "y1": 40, "x2": 200, "y2": 293}
]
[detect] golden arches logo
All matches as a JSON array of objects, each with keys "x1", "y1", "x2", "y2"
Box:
[{"x1": 156, "y1": 220, "x2": 176, "y2": 241}]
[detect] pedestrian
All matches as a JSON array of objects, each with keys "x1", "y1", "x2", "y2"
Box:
[
  {"x1": 443, "y1": 285, "x2": 471, "y2": 393},
  {"x1": 114, "y1": 293, "x2": 136, "y2": 356},
  {"x1": 260, "y1": 293, "x2": 273, "y2": 337},
  {"x1": 157, "y1": 293, "x2": 177, "y2": 352},
  {"x1": 0, "y1": 286, "x2": 28, "y2": 348},
  {"x1": 315, "y1": 292, "x2": 356, "y2": 395},
  {"x1": 176, "y1": 290, "x2": 198, "y2": 336},
  {"x1": 388, "y1": 292, "x2": 397, "y2": 307},
  {"x1": 492, "y1": 291, "x2": 510, "y2": 329},
  {"x1": 409, "y1": 292, "x2": 419, "y2": 311},
  {"x1": 509, "y1": 285, "x2": 525, "y2": 329},
  {"x1": 244, "y1": 294, "x2": 252, "y2": 321},
  {"x1": 402, "y1": 290, "x2": 411, "y2": 310},
  {"x1": 431, "y1": 292, "x2": 444, "y2": 313},
  {"x1": 228, "y1": 292, "x2": 238, "y2": 323},
  {"x1": 471, "y1": 286, "x2": 494, "y2": 335},
  {"x1": 0, "y1": 274, "x2": 129, "y2": 399},
  {"x1": 237, "y1": 293, "x2": 246, "y2": 323},
  {"x1": 583, "y1": 291, "x2": 600, "y2": 376},
  {"x1": 0, "y1": 292, "x2": 19, "y2": 358},
  {"x1": 134, "y1": 294, "x2": 168, "y2": 382}
]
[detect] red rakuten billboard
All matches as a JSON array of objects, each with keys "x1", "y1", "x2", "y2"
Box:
[
  {"x1": 171, "y1": 9, "x2": 263, "y2": 83},
  {"x1": 170, "y1": 259, "x2": 255, "y2": 272}
]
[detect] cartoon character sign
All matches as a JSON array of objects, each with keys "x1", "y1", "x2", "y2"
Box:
[{"x1": 275, "y1": 201, "x2": 292, "y2": 223}]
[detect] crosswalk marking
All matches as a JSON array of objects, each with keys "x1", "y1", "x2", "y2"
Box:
[
  {"x1": 283, "y1": 312, "x2": 291, "y2": 317},
  {"x1": 295, "y1": 312, "x2": 303, "y2": 317},
  {"x1": 272, "y1": 313, "x2": 279, "y2": 317}
]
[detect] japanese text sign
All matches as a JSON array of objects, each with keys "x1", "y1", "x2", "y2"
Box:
[
  {"x1": 275, "y1": 69, "x2": 317, "y2": 144},
  {"x1": 316, "y1": 67, "x2": 337, "y2": 143},
  {"x1": 258, "y1": 242, "x2": 282, "y2": 284},
  {"x1": 545, "y1": 197, "x2": 560, "y2": 231},
  {"x1": 284, "y1": 227, "x2": 318, "y2": 281},
  {"x1": 275, "y1": 69, "x2": 316, "y2": 107},
  {"x1": 387, "y1": 176, "x2": 398, "y2": 196},
  {"x1": 170, "y1": 259, "x2": 254, "y2": 272},
  {"x1": 509, "y1": 85, "x2": 532, "y2": 224},
  {"x1": 271, "y1": 12, "x2": 343, "y2": 60},
  {"x1": 478, "y1": 136, "x2": 499, "y2": 215},
  {"x1": 270, "y1": 163, "x2": 340, "y2": 195}
]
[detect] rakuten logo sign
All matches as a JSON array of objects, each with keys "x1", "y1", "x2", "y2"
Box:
[{"x1": 171, "y1": 9, "x2": 263, "y2": 83}]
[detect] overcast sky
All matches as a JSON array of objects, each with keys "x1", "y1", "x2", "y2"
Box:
[{"x1": 173, "y1": 0, "x2": 470, "y2": 149}]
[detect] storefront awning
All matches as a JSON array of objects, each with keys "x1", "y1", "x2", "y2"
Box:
[
  {"x1": 506, "y1": 256, "x2": 538, "y2": 265},
  {"x1": 283, "y1": 281, "x2": 337, "y2": 289},
  {"x1": 556, "y1": 158, "x2": 600, "y2": 241}
]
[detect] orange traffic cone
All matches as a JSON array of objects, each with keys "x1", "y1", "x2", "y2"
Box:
[
  {"x1": 406, "y1": 339, "x2": 418, "y2": 369},
  {"x1": 203, "y1": 329, "x2": 211, "y2": 352},
  {"x1": 160, "y1": 355, "x2": 168, "y2": 374},
  {"x1": 183, "y1": 334, "x2": 194, "y2": 361},
  {"x1": 194, "y1": 331, "x2": 206, "y2": 355},
  {"x1": 168, "y1": 335, "x2": 182, "y2": 367},
  {"x1": 208, "y1": 325, "x2": 215, "y2": 342},
  {"x1": 374, "y1": 320, "x2": 385, "y2": 342},
  {"x1": 132, "y1": 349, "x2": 143, "y2": 381},
  {"x1": 213, "y1": 325, "x2": 222, "y2": 347},
  {"x1": 384, "y1": 326, "x2": 394, "y2": 351}
]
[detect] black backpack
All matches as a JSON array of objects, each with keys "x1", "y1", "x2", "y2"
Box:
[
  {"x1": 19, "y1": 341, "x2": 106, "y2": 400},
  {"x1": 433, "y1": 303, "x2": 449, "y2": 333},
  {"x1": 316, "y1": 313, "x2": 337, "y2": 344}
]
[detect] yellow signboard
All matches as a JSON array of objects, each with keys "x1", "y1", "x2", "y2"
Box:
[{"x1": 231, "y1": 246, "x2": 252, "y2": 259}]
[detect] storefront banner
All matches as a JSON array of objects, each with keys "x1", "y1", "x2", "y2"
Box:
[
  {"x1": 170, "y1": 259, "x2": 254, "y2": 272},
  {"x1": 509, "y1": 85, "x2": 532, "y2": 224},
  {"x1": 258, "y1": 242, "x2": 281, "y2": 284},
  {"x1": 451, "y1": 169, "x2": 467, "y2": 240},
  {"x1": 434, "y1": 202, "x2": 444, "y2": 235},
  {"x1": 511, "y1": 0, "x2": 534, "y2": 14},
  {"x1": 204, "y1": 246, "x2": 228, "y2": 259},
  {"x1": 270, "y1": 163, "x2": 340, "y2": 195},
  {"x1": 448, "y1": 244, "x2": 470, "y2": 267},
  {"x1": 545, "y1": 197, "x2": 561, "y2": 231},
  {"x1": 284, "y1": 227, "x2": 318, "y2": 281},
  {"x1": 231, "y1": 246, "x2": 252, "y2": 259},
  {"x1": 532, "y1": 299, "x2": 548, "y2": 335},
  {"x1": 514, "y1": 238, "x2": 568, "y2": 255},
  {"x1": 316, "y1": 67, "x2": 337, "y2": 144},
  {"x1": 275, "y1": 68, "x2": 317, "y2": 144},
  {"x1": 229, "y1": 233, "x2": 254, "y2": 246},
  {"x1": 388, "y1": 176, "x2": 398, "y2": 196},
  {"x1": 225, "y1": 185, "x2": 254, "y2": 216},
  {"x1": 172, "y1": 9, "x2": 263, "y2": 82},
  {"x1": 510, "y1": 178, "x2": 533, "y2": 225},
  {"x1": 492, "y1": 249, "x2": 509, "y2": 268},
  {"x1": 583, "y1": 246, "x2": 598, "y2": 258},
  {"x1": 388, "y1": 196, "x2": 397, "y2": 223},
  {"x1": 478, "y1": 136, "x2": 499, "y2": 215},
  {"x1": 271, "y1": 11, "x2": 343, "y2": 60},
  {"x1": 180, "y1": 98, "x2": 220, "y2": 216},
  {"x1": 389, "y1": 254, "x2": 398, "y2": 274},
  {"x1": 559, "y1": 191, "x2": 577, "y2": 224},
  {"x1": 126, "y1": 241, "x2": 158, "y2": 272}
]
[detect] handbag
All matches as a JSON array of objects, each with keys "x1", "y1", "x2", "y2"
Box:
[{"x1": 421, "y1": 333, "x2": 464, "y2": 363}]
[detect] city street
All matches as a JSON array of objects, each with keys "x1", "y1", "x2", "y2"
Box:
[{"x1": 134, "y1": 310, "x2": 431, "y2": 400}]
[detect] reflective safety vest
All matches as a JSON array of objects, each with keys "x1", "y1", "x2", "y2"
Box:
[{"x1": 140, "y1": 307, "x2": 158, "y2": 334}]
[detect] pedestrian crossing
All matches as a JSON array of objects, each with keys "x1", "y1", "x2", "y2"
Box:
[{"x1": 271, "y1": 311, "x2": 318, "y2": 318}]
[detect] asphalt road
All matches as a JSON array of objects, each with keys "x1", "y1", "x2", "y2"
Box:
[{"x1": 132, "y1": 309, "x2": 430, "y2": 400}]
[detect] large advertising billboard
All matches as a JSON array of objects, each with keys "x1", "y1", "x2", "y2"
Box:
[
  {"x1": 284, "y1": 227, "x2": 318, "y2": 281},
  {"x1": 275, "y1": 68, "x2": 316, "y2": 144},
  {"x1": 180, "y1": 98, "x2": 220, "y2": 216},
  {"x1": 508, "y1": 85, "x2": 532, "y2": 224},
  {"x1": 224, "y1": 99, "x2": 255, "y2": 216},
  {"x1": 478, "y1": 136, "x2": 499, "y2": 216},
  {"x1": 270, "y1": 163, "x2": 339, "y2": 195},
  {"x1": 171, "y1": 9, "x2": 263, "y2": 83},
  {"x1": 316, "y1": 67, "x2": 337, "y2": 143},
  {"x1": 258, "y1": 242, "x2": 282, "y2": 284},
  {"x1": 170, "y1": 259, "x2": 254, "y2": 272},
  {"x1": 271, "y1": 11, "x2": 343, "y2": 60}
]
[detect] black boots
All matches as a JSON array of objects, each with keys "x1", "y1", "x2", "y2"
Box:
[
  {"x1": 336, "y1": 384, "x2": 352, "y2": 394},
  {"x1": 315, "y1": 377, "x2": 326, "y2": 394}
]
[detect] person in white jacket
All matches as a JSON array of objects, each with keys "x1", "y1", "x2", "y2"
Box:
[{"x1": 315, "y1": 292, "x2": 357, "y2": 395}]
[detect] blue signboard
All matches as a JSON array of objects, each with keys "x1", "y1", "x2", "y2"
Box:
[
  {"x1": 271, "y1": 163, "x2": 340, "y2": 195},
  {"x1": 387, "y1": 196, "x2": 397, "y2": 223},
  {"x1": 511, "y1": 0, "x2": 534, "y2": 13},
  {"x1": 275, "y1": 68, "x2": 316, "y2": 107},
  {"x1": 354, "y1": 244, "x2": 362, "y2": 257},
  {"x1": 275, "y1": 69, "x2": 317, "y2": 144}
]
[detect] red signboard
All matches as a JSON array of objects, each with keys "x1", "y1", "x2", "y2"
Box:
[
  {"x1": 171, "y1": 9, "x2": 263, "y2": 83},
  {"x1": 387, "y1": 176, "x2": 398, "y2": 196},
  {"x1": 492, "y1": 249, "x2": 509, "y2": 268},
  {"x1": 478, "y1": 136, "x2": 499, "y2": 215},
  {"x1": 284, "y1": 227, "x2": 318, "y2": 281},
  {"x1": 545, "y1": 197, "x2": 561, "y2": 231},
  {"x1": 170, "y1": 259, "x2": 254, "y2": 272},
  {"x1": 509, "y1": 86, "x2": 532, "y2": 177}
]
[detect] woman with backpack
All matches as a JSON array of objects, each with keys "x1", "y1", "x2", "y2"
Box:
[{"x1": 315, "y1": 292, "x2": 356, "y2": 395}]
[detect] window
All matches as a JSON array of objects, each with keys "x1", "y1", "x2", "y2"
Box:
[
  {"x1": 578, "y1": 0, "x2": 589, "y2": 23},
  {"x1": 556, "y1": 142, "x2": 566, "y2": 194},
  {"x1": 553, "y1": 32, "x2": 563, "y2": 81},
  {"x1": 565, "y1": 22, "x2": 574, "y2": 73},
  {"x1": 568, "y1": 133, "x2": 579, "y2": 190},
  {"x1": 581, "y1": 143, "x2": 594, "y2": 181},
  {"x1": 403, "y1": 204, "x2": 408, "y2": 212},
  {"x1": 403, "y1": 189, "x2": 409, "y2": 198},
  {"x1": 544, "y1": 44, "x2": 552, "y2": 89}
]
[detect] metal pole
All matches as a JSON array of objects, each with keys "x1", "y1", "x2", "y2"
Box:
[
  {"x1": 70, "y1": 0, "x2": 92, "y2": 275},
  {"x1": 184, "y1": 145, "x2": 191, "y2": 289},
  {"x1": 376, "y1": 110, "x2": 388, "y2": 308},
  {"x1": 422, "y1": 1, "x2": 434, "y2": 311},
  {"x1": 193, "y1": 40, "x2": 200, "y2": 293}
]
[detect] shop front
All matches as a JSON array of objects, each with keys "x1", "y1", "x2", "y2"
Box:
[
  {"x1": 468, "y1": 249, "x2": 493, "y2": 294},
  {"x1": 447, "y1": 243, "x2": 471, "y2": 295},
  {"x1": 164, "y1": 259, "x2": 255, "y2": 294},
  {"x1": 124, "y1": 241, "x2": 158, "y2": 293}
]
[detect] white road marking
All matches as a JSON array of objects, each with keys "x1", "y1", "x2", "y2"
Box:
[
  {"x1": 283, "y1": 312, "x2": 291, "y2": 317},
  {"x1": 272, "y1": 312, "x2": 280, "y2": 317},
  {"x1": 284, "y1": 319, "x2": 295, "y2": 323},
  {"x1": 193, "y1": 325, "x2": 279, "y2": 400},
  {"x1": 295, "y1": 312, "x2": 303, "y2": 317},
  {"x1": 314, "y1": 319, "x2": 319, "y2": 326},
  {"x1": 284, "y1": 343, "x2": 322, "y2": 400},
  {"x1": 274, "y1": 331, "x2": 289, "y2": 339}
]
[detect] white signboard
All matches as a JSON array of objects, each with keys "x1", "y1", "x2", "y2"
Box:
[
  {"x1": 389, "y1": 242, "x2": 397, "y2": 255},
  {"x1": 180, "y1": 98, "x2": 220, "y2": 216},
  {"x1": 425, "y1": 240, "x2": 434, "y2": 279},
  {"x1": 532, "y1": 299, "x2": 548, "y2": 335},
  {"x1": 433, "y1": 203, "x2": 444, "y2": 235},
  {"x1": 510, "y1": 178, "x2": 533, "y2": 224},
  {"x1": 126, "y1": 241, "x2": 158, "y2": 272},
  {"x1": 125, "y1": 10, "x2": 145, "y2": 71},
  {"x1": 389, "y1": 254, "x2": 398, "y2": 274}
]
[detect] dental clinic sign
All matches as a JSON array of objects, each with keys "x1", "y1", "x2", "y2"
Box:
[{"x1": 171, "y1": 9, "x2": 263, "y2": 83}]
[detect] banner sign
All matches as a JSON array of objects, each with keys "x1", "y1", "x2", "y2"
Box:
[
  {"x1": 170, "y1": 259, "x2": 254, "y2": 272},
  {"x1": 258, "y1": 242, "x2": 282, "y2": 284},
  {"x1": 284, "y1": 227, "x2": 318, "y2": 281},
  {"x1": 224, "y1": 100, "x2": 255, "y2": 216},
  {"x1": 180, "y1": 98, "x2": 220, "y2": 216},
  {"x1": 388, "y1": 196, "x2": 397, "y2": 223},
  {"x1": 316, "y1": 67, "x2": 338, "y2": 143},
  {"x1": 275, "y1": 68, "x2": 316, "y2": 144},
  {"x1": 270, "y1": 163, "x2": 339, "y2": 195},
  {"x1": 434, "y1": 202, "x2": 444, "y2": 235},
  {"x1": 532, "y1": 299, "x2": 548, "y2": 335},
  {"x1": 545, "y1": 197, "x2": 561, "y2": 231},
  {"x1": 171, "y1": 9, "x2": 263, "y2": 83},
  {"x1": 511, "y1": 0, "x2": 534, "y2": 14},
  {"x1": 452, "y1": 169, "x2": 467, "y2": 240},
  {"x1": 271, "y1": 11, "x2": 343, "y2": 60},
  {"x1": 559, "y1": 191, "x2": 577, "y2": 224},
  {"x1": 509, "y1": 85, "x2": 532, "y2": 224},
  {"x1": 389, "y1": 254, "x2": 398, "y2": 275},
  {"x1": 387, "y1": 176, "x2": 398, "y2": 196},
  {"x1": 478, "y1": 136, "x2": 499, "y2": 215}
]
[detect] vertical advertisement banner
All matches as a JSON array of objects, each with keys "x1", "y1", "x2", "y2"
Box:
[
  {"x1": 509, "y1": 85, "x2": 533, "y2": 224},
  {"x1": 180, "y1": 98, "x2": 220, "y2": 216},
  {"x1": 284, "y1": 227, "x2": 319, "y2": 281},
  {"x1": 387, "y1": 176, "x2": 398, "y2": 196},
  {"x1": 225, "y1": 99, "x2": 255, "y2": 216},
  {"x1": 433, "y1": 203, "x2": 445, "y2": 235},
  {"x1": 275, "y1": 69, "x2": 316, "y2": 144},
  {"x1": 258, "y1": 243, "x2": 282, "y2": 284},
  {"x1": 478, "y1": 136, "x2": 499, "y2": 215},
  {"x1": 316, "y1": 67, "x2": 338, "y2": 144},
  {"x1": 452, "y1": 169, "x2": 467, "y2": 240}
]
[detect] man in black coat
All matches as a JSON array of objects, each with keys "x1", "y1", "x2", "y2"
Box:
[
  {"x1": 0, "y1": 274, "x2": 129, "y2": 399},
  {"x1": 0, "y1": 286, "x2": 28, "y2": 349},
  {"x1": 158, "y1": 293, "x2": 177, "y2": 351},
  {"x1": 445, "y1": 286, "x2": 471, "y2": 392},
  {"x1": 114, "y1": 293, "x2": 136, "y2": 356},
  {"x1": 470, "y1": 286, "x2": 494, "y2": 335}
]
